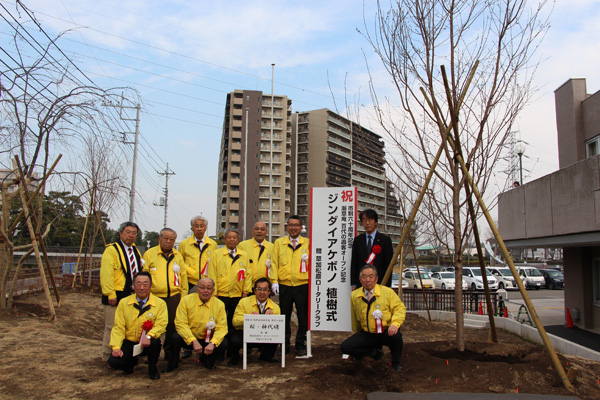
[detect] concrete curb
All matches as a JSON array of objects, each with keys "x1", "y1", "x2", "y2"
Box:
[{"x1": 410, "y1": 311, "x2": 600, "y2": 362}]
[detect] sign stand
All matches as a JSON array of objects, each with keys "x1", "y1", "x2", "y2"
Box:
[{"x1": 243, "y1": 314, "x2": 286, "y2": 370}]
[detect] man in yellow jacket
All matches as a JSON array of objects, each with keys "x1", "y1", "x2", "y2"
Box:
[
  {"x1": 271, "y1": 215, "x2": 309, "y2": 356},
  {"x1": 179, "y1": 215, "x2": 217, "y2": 292},
  {"x1": 238, "y1": 222, "x2": 276, "y2": 291},
  {"x1": 100, "y1": 221, "x2": 142, "y2": 362},
  {"x1": 108, "y1": 271, "x2": 167, "y2": 380},
  {"x1": 208, "y1": 229, "x2": 251, "y2": 336},
  {"x1": 143, "y1": 228, "x2": 188, "y2": 360},
  {"x1": 341, "y1": 264, "x2": 406, "y2": 372},
  {"x1": 228, "y1": 277, "x2": 281, "y2": 365},
  {"x1": 162, "y1": 278, "x2": 228, "y2": 371}
]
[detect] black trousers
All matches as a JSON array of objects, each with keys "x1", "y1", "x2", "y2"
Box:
[
  {"x1": 341, "y1": 329, "x2": 404, "y2": 364},
  {"x1": 108, "y1": 338, "x2": 161, "y2": 374},
  {"x1": 218, "y1": 296, "x2": 241, "y2": 334},
  {"x1": 167, "y1": 332, "x2": 227, "y2": 368},
  {"x1": 228, "y1": 329, "x2": 278, "y2": 360},
  {"x1": 279, "y1": 284, "x2": 308, "y2": 349},
  {"x1": 160, "y1": 293, "x2": 181, "y2": 358}
]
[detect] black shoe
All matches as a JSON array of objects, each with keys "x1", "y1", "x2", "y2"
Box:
[
  {"x1": 392, "y1": 363, "x2": 404, "y2": 372},
  {"x1": 228, "y1": 354, "x2": 240, "y2": 366},
  {"x1": 182, "y1": 350, "x2": 192, "y2": 360},
  {"x1": 296, "y1": 347, "x2": 307, "y2": 357},
  {"x1": 204, "y1": 360, "x2": 216, "y2": 370},
  {"x1": 149, "y1": 370, "x2": 160, "y2": 380},
  {"x1": 122, "y1": 368, "x2": 134, "y2": 376},
  {"x1": 161, "y1": 365, "x2": 177, "y2": 373},
  {"x1": 369, "y1": 348, "x2": 384, "y2": 361}
]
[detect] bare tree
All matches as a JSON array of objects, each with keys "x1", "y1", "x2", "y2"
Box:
[
  {"x1": 0, "y1": 15, "x2": 136, "y2": 308},
  {"x1": 361, "y1": 0, "x2": 550, "y2": 349}
]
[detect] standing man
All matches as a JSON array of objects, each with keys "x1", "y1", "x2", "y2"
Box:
[
  {"x1": 272, "y1": 215, "x2": 310, "y2": 356},
  {"x1": 162, "y1": 278, "x2": 228, "y2": 371},
  {"x1": 143, "y1": 228, "x2": 188, "y2": 360},
  {"x1": 350, "y1": 209, "x2": 394, "y2": 289},
  {"x1": 238, "y1": 221, "x2": 277, "y2": 291},
  {"x1": 341, "y1": 264, "x2": 406, "y2": 372},
  {"x1": 100, "y1": 221, "x2": 142, "y2": 362},
  {"x1": 179, "y1": 215, "x2": 217, "y2": 292},
  {"x1": 208, "y1": 229, "x2": 251, "y2": 337},
  {"x1": 228, "y1": 277, "x2": 280, "y2": 365},
  {"x1": 108, "y1": 271, "x2": 167, "y2": 380}
]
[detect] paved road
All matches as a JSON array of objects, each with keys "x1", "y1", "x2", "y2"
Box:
[{"x1": 500, "y1": 288, "x2": 565, "y2": 326}]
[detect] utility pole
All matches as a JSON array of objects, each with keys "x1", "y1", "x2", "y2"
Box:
[
  {"x1": 105, "y1": 97, "x2": 140, "y2": 221},
  {"x1": 269, "y1": 63, "x2": 275, "y2": 242},
  {"x1": 154, "y1": 164, "x2": 175, "y2": 228}
]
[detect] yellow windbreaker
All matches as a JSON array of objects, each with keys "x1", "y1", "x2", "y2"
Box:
[
  {"x1": 109, "y1": 293, "x2": 168, "y2": 350},
  {"x1": 350, "y1": 284, "x2": 406, "y2": 334},
  {"x1": 232, "y1": 295, "x2": 281, "y2": 330},
  {"x1": 174, "y1": 293, "x2": 227, "y2": 346},
  {"x1": 208, "y1": 247, "x2": 252, "y2": 297},
  {"x1": 179, "y1": 235, "x2": 217, "y2": 285},
  {"x1": 142, "y1": 246, "x2": 188, "y2": 298},
  {"x1": 238, "y1": 238, "x2": 275, "y2": 285},
  {"x1": 271, "y1": 236, "x2": 310, "y2": 286}
]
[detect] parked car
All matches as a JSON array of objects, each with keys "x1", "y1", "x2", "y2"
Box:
[
  {"x1": 429, "y1": 266, "x2": 444, "y2": 274},
  {"x1": 391, "y1": 272, "x2": 409, "y2": 289},
  {"x1": 517, "y1": 266, "x2": 545, "y2": 290},
  {"x1": 403, "y1": 270, "x2": 435, "y2": 289},
  {"x1": 539, "y1": 269, "x2": 564, "y2": 290},
  {"x1": 431, "y1": 271, "x2": 468, "y2": 290},
  {"x1": 463, "y1": 267, "x2": 498, "y2": 291},
  {"x1": 487, "y1": 267, "x2": 518, "y2": 290}
]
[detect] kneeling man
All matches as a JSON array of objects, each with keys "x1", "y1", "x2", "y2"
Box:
[
  {"x1": 341, "y1": 264, "x2": 406, "y2": 372},
  {"x1": 108, "y1": 271, "x2": 167, "y2": 380},
  {"x1": 163, "y1": 278, "x2": 228, "y2": 371},
  {"x1": 228, "y1": 277, "x2": 281, "y2": 365}
]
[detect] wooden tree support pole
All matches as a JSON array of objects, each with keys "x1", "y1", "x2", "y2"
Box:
[
  {"x1": 72, "y1": 194, "x2": 93, "y2": 288},
  {"x1": 452, "y1": 149, "x2": 574, "y2": 392},
  {"x1": 13, "y1": 157, "x2": 56, "y2": 321}
]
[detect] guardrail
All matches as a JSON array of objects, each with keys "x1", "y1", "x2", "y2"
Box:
[{"x1": 400, "y1": 289, "x2": 499, "y2": 315}]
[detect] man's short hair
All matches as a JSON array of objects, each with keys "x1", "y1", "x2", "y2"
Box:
[
  {"x1": 287, "y1": 215, "x2": 302, "y2": 225},
  {"x1": 160, "y1": 227, "x2": 177, "y2": 237},
  {"x1": 359, "y1": 209, "x2": 378, "y2": 223},
  {"x1": 198, "y1": 277, "x2": 215, "y2": 288},
  {"x1": 359, "y1": 264, "x2": 378, "y2": 278},
  {"x1": 225, "y1": 228, "x2": 239, "y2": 237},
  {"x1": 134, "y1": 271, "x2": 152, "y2": 285},
  {"x1": 119, "y1": 221, "x2": 140, "y2": 234},
  {"x1": 190, "y1": 215, "x2": 208, "y2": 226},
  {"x1": 254, "y1": 277, "x2": 272, "y2": 291}
]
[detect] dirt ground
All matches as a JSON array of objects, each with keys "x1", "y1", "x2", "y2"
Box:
[{"x1": 1, "y1": 287, "x2": 599, "y2": 400}]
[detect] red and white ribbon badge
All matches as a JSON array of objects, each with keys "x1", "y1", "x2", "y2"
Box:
[
  {"x1": 172, "y1": 264, "x2": 180, "y2": 287},
  {"x1": 373, "y1": 309, "x2": 383, "y2": 334},
  {"x1": 201, "y1": 259, "x2": 209, "y2": 276},
  {"x1": 205, "y1": 321, "x2": 216, "y2": 343},
  {"x1": 238, "y1": 268, "x2": 246, "y2": 282},
  {"x1": 365, "y1": 245, "x2": 382, "y2": 265},
  {"x1": 300, "y1": 253, "x2": 308, "y2": 273}
]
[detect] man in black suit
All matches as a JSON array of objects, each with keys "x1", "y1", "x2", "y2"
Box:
[{"x1": 350, "y1": 209, "x2": 394, "y2": 289}]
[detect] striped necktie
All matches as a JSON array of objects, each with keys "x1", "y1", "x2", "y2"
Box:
[{"x1": 128, "y1": 248, "x2": 138, "y2": 278}]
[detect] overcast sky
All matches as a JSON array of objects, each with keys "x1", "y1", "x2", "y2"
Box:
[{"x1": 2, "y1": 0, "x2": 600, "y2": 240}]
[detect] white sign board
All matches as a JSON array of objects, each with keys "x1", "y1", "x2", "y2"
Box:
[
  {"x1": 243, "y1": 314, "x2": 286, "y2": 369},
  {"x1": 309, "y1": 187, "x2": 356, "y2": 332}
]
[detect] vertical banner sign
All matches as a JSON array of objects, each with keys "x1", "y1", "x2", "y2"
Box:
[{"x1": 309, "y1": 187, "x2": 357, "y2": 332}]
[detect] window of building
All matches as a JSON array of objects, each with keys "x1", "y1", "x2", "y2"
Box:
[
  {"x1": 594, "y1": 259, "x2": 600, "y2": 306},
  {"x1": 586, "y1": 136, "x2": 600, "y2": 158}
]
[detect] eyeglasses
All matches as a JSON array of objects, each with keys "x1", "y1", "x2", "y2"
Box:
[
  {"x1": 255, "y1": 288, "x2": 271, "y2": 292},
  {"x1": 288, "y1": 223, "x2": 301, "y2": 227}
]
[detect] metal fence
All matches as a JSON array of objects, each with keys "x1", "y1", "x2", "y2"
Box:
[{"x1": 399, "y1": 289, "x2": 499, "y2": 315}]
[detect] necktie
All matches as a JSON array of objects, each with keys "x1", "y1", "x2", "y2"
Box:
[
  {"x1": 197, "y1": 240, "x2": 202, "y2": 249},
  {"x1": 230, "y1": 250, "x2": 235, "y2": 258},
  {"x1": 367, "y1": 235, "x2": 372, "y2": 253},
  {"x1": 366, "y1": 291, "x2": 372, "y2": 302},
  {"x1": 128, "y1": 248, "x2": 138, "y2": 278},
  {"x1": 292, "y1": 239, "x2": 297, "y2": 249}
]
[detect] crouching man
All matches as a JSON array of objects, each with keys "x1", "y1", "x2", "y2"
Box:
[
  {"x1": 228, "y1": 277, "x2": 281, "y2": 365},
  {"x1": 108, "y1": 271, "x2": 167, "y2": 380},
  {"x1": 162, "y1": 278, "x2": 228, "y2": 371},
  {"x1": 341, "y1": 264, "x2": 406, "y2": 372}
]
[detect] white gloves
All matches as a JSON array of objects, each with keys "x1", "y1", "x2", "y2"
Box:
[{"x1": 271, "y1": 282, "x2": 279, "y2": 295}]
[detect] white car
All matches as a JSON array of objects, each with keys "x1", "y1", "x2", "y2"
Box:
[
  {"x1": 518, "y1": 267, "x2": 546, "y2": 290},
  {"x1": 403, "y1": 270, "x2": 435, "y2": 289},
  {"x1": 487, "y1": 267, "x2": 518, "y2": 290},
  {"x1": 463, "y1": 267, "x2": 498, "y2": 291},
  {"x1": 392, "y1": 273, "x2": 410, "y2": 289},
  {"x1": 431, "y1": 272, "x2": 468, "y2": 290}
]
